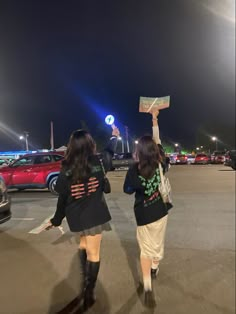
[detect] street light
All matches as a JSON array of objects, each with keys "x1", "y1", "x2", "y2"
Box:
[
  {"x1": 135, "y1": 140, "x2": 139, "y2": 144},
  {"x1": 211, "y1": 136, "x2": 218, "y2": 151},
  {"x1": 19, "y1": 132, "x2": 29, "y2": 151},
  {"x1": 196, "y1": 147, "x2": 200, "y2": 151},
  {"x1": 174, "y1": 143, "x2": 179, "y2": 147}
]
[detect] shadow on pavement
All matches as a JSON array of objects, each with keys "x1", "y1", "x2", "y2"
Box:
[
  {"x1": 48, "y1": 252, "x2": 110, "y2": 314},
  {"x1": 111, "y1": 198, "x2": 144, "y2": 313},
  {"x1": 0, "y1": 231, "x2": 59, "y2": 314},
  {"x1": 218, "y1": 169, "x2": 235, "y2": 172},
  {"x1": 48, "y1": 253, "x2": 80, "y2": 314},
  {"x1": 112, "y1": 199, "x2": 140, "y2": 285}
]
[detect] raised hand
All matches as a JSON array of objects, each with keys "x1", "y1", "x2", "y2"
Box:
[
  {"x1": 151, "y1": 109, "x2": 159, "y2": 119},
  {"x1": 112, "y1": 127, "x2": 120, "y2": 137}
]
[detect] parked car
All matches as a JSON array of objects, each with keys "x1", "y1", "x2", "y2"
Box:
[
  {"x1": 0, "y1": 176, "x2": 11, "y2": 224},
  {"x1": 224, "y1": 150, "x2": 236, "y2": 170},
  {"x1": 211, "y1": 151, "x2": 226, "y2": 164},
  {"x1": 169, "y1": 153, "x2": 178, "y2": 165},
  {"x1": 194, "y1": 153, "x2": 210, "y2": 164},
  {"x1": 112, "y1": 153, "x2": 134, "y2": 169},
  {"x1": 175, "y1": 154, "x2": 188, "y2": 164},
  {"x1": 187, "y1": 154, "x2": 195, "y2": 164},
  {"x1": 0, "y1": 152, "x2": 64, "y2": 195}
]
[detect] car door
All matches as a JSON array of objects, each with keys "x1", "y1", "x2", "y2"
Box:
[
  {"x1": 10, "y1": 156, "x2": 36, "y2": 185},
  {"x1": 32, "y1": 155, "x2": 55, "y2": 184}
]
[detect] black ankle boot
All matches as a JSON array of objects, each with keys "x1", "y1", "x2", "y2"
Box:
[{"x1": 83, "y1": 261, "x2": 100, "y2": 311}]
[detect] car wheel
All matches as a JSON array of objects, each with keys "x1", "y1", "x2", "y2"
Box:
[{"x1": 48, "y1": 176, "x2": 58, "y2": 195}]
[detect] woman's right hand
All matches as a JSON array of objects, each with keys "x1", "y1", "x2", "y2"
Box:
[
  {"x1": 45, "y1": 221, "x2": 55, "y2": 231},
  {"x1": 112, "y1": 127, "x2": 120, "y2": 137}
]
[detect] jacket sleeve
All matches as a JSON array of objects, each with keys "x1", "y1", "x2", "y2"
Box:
[
  {"x1": 50, "y1": 172, "x2": 69, "y2": 226},
  {"x1": 102, "y1": 136, "x2": 118, "y2": 172},
  {"x1": 123, "y1": 168, "x2": 136, "y2": 194}
]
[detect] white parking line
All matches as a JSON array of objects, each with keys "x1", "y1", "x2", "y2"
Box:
[
  {"x1": 12, "y1": 218, "x2": 35, "y2": 221},
  {"x1": 28, "y1": 215, "x2": 53, "y2": 234}
]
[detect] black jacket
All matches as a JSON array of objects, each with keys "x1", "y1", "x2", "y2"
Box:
[{"x1": 51, "y1": 136, "x2": 117, "y2": 232}]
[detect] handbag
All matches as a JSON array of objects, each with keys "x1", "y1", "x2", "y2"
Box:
[
  {"x1": 158, "y1": 163, "x2": 172, "y2": 204},
  {"x1": 100, "y1": 159, "x2": 111, "y2": 194}
]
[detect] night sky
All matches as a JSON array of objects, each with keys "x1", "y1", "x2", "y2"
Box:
[{"x1": 0, "y1": 0, "x2": 235, "y2": 151}]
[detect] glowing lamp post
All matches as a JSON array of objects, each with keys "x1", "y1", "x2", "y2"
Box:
[
  {"x1": 19, "y1": 132, "x2": 29, "y2": 151},
  {"x1": 211, "y1": 136, "x2": 218, "y2": 151}
]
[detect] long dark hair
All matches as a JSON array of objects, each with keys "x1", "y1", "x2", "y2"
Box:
[
  {"x1": 63, "y1": 129, "x2": 96, "y2": 183},
  {"x1": 135, "y1": 135, "x2": 162, "y2": 180}
]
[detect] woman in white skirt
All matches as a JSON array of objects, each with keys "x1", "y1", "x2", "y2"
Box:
[{"x1": 123, "y1": 110, "x2": 172, "y2": 308}]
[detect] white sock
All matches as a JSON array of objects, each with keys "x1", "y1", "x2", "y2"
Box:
[
  {"x1": 152, "y1": 260, "x2": 159, "y2": 270},
  {"x1": 143, "y1": 276, "x2": 152, "y2": 291}
]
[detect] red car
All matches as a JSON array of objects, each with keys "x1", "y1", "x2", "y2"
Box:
[
  {"x1": 194, "y1": 153, "x2": 210, "y2": 164},
  {"x1": 175, "y1": 154, "x2": 188, "y2": 164},
  {"x1": 0, "y1": 152, "x2": 64, "y2": 195}
]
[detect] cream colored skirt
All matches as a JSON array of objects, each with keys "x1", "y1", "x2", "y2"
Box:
[{"x1": 136, "y1": 215, "x2": 168, "y2": 260}]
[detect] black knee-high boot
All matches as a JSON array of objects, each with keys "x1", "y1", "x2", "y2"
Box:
[
  {"x1": 78, "y1": 249, "x2": 87, "y2": 292},
  {"x1": 83, "y1": 261, "x2": 100, "y2": 310}
]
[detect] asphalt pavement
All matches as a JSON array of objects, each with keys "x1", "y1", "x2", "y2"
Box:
[{"x1": 0, "y1": 165, "x2": 235, "y2": 314}]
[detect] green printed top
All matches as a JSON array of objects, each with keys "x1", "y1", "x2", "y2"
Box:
[{"x1": 124, "y1": 163, "x2": 172, "y2": 226}]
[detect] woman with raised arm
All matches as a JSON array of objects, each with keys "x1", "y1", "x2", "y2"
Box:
[
  {"x1": 47, "y1": 127, "x2": 119, "y2": 311},
  {"x1": 123, "y1": 110, "x2": 172, "y2": 308}
]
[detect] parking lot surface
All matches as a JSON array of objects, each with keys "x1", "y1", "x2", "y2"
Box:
[{"x1": 0, "y1": 165, "x2": 235, "y2": 314}]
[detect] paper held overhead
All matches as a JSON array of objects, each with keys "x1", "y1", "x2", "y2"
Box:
[{"x1": 139, "y1": 96, "x2": 170, "y2": 113}]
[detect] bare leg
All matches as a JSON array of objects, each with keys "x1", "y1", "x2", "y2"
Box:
[
  {"x1": 152, "y1": 259, "x2": 159, "y2": 269},
  {"x1": 85, "y1": 234, "x2": 102, "y2": 262},
  {"x1": 140, "y1": 255, "x2": 152, "y2": 291},
  {"x1": 151, "y1": 258, "x2": 159, "y2": 278},
  {"x1": 79, "y1": 235, "x2": 87, "y2": 250}
]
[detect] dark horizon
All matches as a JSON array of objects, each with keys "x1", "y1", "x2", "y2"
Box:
[{"x1": 0, "y1": 0, "x2": 235, "y2": 151}]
